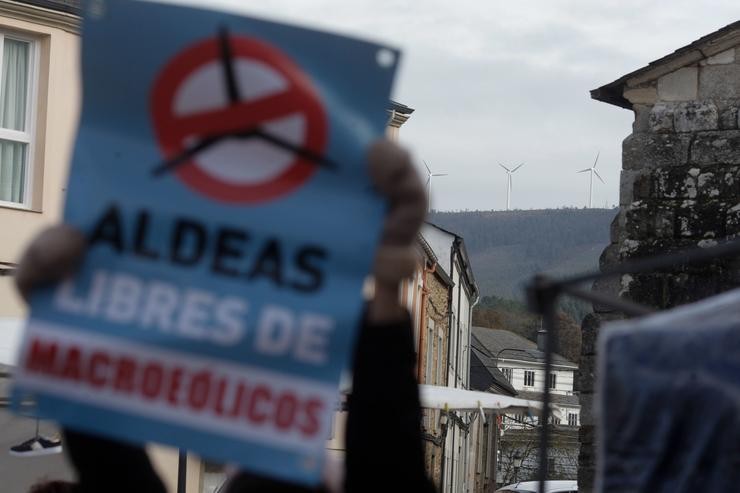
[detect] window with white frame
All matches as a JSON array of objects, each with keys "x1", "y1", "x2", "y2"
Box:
[
  {"x1": 501, "y1": 367, "x2": 513, "y2": 382},
  {"x1": 524, "y1": 370, "x2": 535, "y2": 387},
  {"x1": 0, "y1": 33, "x2": 36, "y2": 206},
  {"x1": 549, "y1": 373, "x2": 557, "y2": 389},
  {"x1": 568, "y1": 412, "x2": 578, "y2": 426}
]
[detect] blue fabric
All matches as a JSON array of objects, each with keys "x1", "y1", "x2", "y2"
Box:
[{"x1": 599, "y1": 290, "x2": 740, "y2": 492}]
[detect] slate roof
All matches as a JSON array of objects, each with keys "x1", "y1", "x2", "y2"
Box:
[
  {"x1": 16, "y1": 0, "x2": 81, "y2": 15},
  {"x1": 470, "y1": 334, "x2": 516, "y2": 396},
  {"x1": 389, "y1": 100, "x2": 414, "y2": 115},
  {"x1": 424, "y1": 221, "x2": 479, "y2": 298},
  {"x1": 472, "y1": 326, "x2": 576, "y2": 368},
  {"x1": 592, "y1": 20, "x2": 740, "y2": 109},
  {"x1": 516, "y1": 390, "x2": 580, "y2": 407}
]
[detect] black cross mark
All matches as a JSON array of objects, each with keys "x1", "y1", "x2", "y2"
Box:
[
  {"x1": 152, "y1": 26, "x2": 335, "y2": 177},
  {"x1": 219, "y1": 26, "x2": 241, "y2": 104}
]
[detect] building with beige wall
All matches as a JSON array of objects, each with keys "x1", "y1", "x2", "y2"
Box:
[
  {"x1": 0, "y1": 2, "x2": 202, "y2": 492},
  {"x1": 0, "y1": 0, "x2": 80, "y2": 348},
  {"x1": 415, "y1": 234, "x2": 452, "y2": 491},
  {"x1": 0, "y1": 3, "x2": 80, "y2": 491}
]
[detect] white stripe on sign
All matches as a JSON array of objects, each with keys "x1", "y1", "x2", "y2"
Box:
[{"x1": 14, "y1": 320, "x2": 338, "y2": 453}]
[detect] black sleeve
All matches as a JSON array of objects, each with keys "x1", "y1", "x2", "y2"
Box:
[
  {"x1": 63, "y1": 429, "x2": 167, "y2": 493},
  {"x1": 344, "y1": 312, "x2": 436, "y2": 493}
]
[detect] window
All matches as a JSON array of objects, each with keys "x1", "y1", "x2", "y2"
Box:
[
  {"x1": 0, "y1": 34, "x2": 35, "y2": 206},
  {"x1": 435, "y1": 327, "x2": 443, "y2": 384},
  {"x1": 549, "y1": 373, "x2": 557, "y2": 389},
  {"x1": 501, "y1": 367, "x2": 512, "y2": 382},
  {"x1": 423, "y1": 408, "x2": 435, "y2": 432},
  {"x1": 568, "y1": 412, "x2": 578, "y2": 426},
  {"x1": 524, "y1": 370, "x2": 535, "y2": 387},
  {"x1": 547, "y1": 457, "x2": 556, "y2": 473},
  {"x1": 425, "y1": 318, "x2": 434, "y2": 383}
]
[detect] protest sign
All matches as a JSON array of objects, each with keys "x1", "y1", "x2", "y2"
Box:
[{"x1": 11, "y1": 0, "x2": 399, "y2": 484}]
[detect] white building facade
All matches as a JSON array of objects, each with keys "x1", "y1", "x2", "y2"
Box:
[
  {"x1": 497, "y1": 358, "x2": 580, "y2": 429},
  {"x1": 472, "y1": 327, "x2": 580, "y2": 484}
]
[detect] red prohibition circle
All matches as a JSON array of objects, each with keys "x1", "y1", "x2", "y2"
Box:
[{"x1": 151, "y1": 36, "x2": 327, "y2": 204}]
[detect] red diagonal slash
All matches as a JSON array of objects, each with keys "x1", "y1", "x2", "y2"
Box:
[
  {"x1": 150, "y1": 35, "x2": 327, "y2": 204},
  {"x1": 159, "y1": 88, "x2": 305, "y2": 148}
]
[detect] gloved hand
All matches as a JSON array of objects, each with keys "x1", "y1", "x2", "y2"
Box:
[
  {"x1": 14, "y1": 224, "x2": 86, "y2": 303},
  {"x1": 366, "y1": 140, "x2": 427, "y2": 323}
]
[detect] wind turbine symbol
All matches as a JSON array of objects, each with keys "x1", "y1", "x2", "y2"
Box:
[
  {"x1": 423, "y1": 160, "x2": 447, "y2": 212},
  {"x1": 498, "y1": 163, "x2": 524, "y2": 211},
  {"x1": 577, "y1": 152, "x2": 604, "y2": 208}
]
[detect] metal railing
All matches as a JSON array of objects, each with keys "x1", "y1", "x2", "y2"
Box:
[{"x1": 525, "y1": 237, "x2": 740, "y2": 493}]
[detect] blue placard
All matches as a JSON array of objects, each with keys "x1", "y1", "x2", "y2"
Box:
[{"x1": 11, "y1": 0, "x2": 398, "y2": 485}]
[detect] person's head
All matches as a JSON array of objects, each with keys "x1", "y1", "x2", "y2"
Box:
[{"x1": 28, "y1": 480, "x2": 76, "y2": 493}]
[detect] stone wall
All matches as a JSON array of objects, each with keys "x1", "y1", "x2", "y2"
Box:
[
  {"x1": 421, "y1": 269, "x2": 450, "y2": 489},
  {"x1": 578, "y1": 46, "x2": 740, "y2": 492}
]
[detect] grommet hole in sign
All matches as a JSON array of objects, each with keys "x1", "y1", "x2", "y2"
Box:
[{"x1": 376, "y1": 48, "x2": 396, "y2": 68}]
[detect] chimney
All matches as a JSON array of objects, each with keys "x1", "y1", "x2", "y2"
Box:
[{"x1": 537, "y1": 330, "x2": 547, "y2": 352}]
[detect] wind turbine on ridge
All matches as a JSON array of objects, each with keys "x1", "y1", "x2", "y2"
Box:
[
  {"x1": 423, "y1": 160, "x2": 447, "y2": 212},
  {"x1": 498, "y1": 163, "x2": 524, "y2": 211},
  {"x1": 577, "y1": 152, "x2": 604, "y2": 208}
]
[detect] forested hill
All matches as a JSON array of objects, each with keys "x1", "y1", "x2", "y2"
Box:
[{"x1": 428, "y1": 208, "x2": 617, "y2": 301}]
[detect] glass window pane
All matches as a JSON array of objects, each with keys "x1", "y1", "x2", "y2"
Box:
[
  {"x1": 0, "y1": 39, "x2": 30, "y2": 131},
  {"x1": 436, "y1": 333, "x2": 442, "y2": 383},
  {"x1": 0, "y1": 139, "x2": 27, "y2": 203},
  {"x1": 425, "y1": 319, "x2": 434, "y2": 383}
]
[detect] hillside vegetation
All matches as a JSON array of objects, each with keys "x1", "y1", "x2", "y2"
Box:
[
  {"x1": 473, "y1": 295, "x2": 582, "y2": 362},
  {"x1": 428, "y1": 208, "x2": 616, "y2": 301},
  {"x1": 429, "y1": 208, "x2": 617, "y2": 358}
]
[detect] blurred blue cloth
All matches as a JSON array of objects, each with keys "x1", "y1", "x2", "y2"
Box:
[{"x1": 598, "y1": 289, "x2": 740, "y2": 492}]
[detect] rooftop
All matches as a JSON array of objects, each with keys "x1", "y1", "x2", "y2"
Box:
[
  {"x1": 470, "y1": 334, "x2": 517, "y2": 396},
  {"x1": 592, "y1": 20, "x2": 740, "y2": 109},
  {"x1": 516, "y1": 389, "x2": 580, "y2": 407},
  {"x1": 472, "y1": 326, "x2": 577, "y2": 368},
  {"x1": 423, "y1": 222, "x2": 479, "y2": 298},
  {"x1": 15, "y1": 0, "x2": 80, "y2": 15},
  {"x1": 388, "y1": 100, "x2": 414, "y2": 115}
]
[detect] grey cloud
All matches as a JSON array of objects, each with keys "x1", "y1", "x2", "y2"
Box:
[{"x1": 196, "y1": 0, "x2": 736, "y2": 210}]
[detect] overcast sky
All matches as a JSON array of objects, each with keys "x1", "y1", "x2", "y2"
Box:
[{"x1": 182, "y1": 0, "x2": 739, "y2": 211}]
